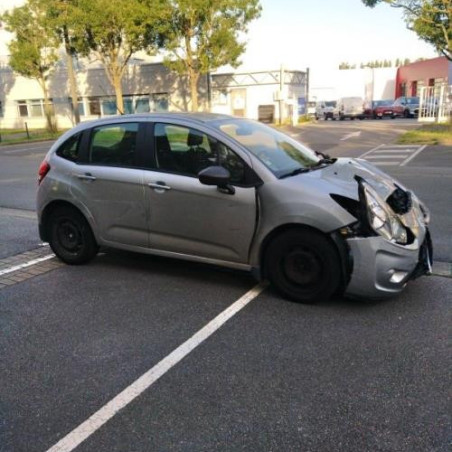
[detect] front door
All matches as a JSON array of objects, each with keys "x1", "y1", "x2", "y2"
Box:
[{"x1": 143, "y1": 122, "x2": 257, "y2": 264}]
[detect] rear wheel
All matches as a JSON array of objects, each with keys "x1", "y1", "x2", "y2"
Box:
[
  {"x1": 48, "y1": 206, "x2": 98, "y2": 264},
  {"x1": 264, "y1": 229, "x2": 341, "y2": 304}
]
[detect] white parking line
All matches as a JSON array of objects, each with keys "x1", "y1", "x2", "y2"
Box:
[
  {"x1": 400, "y1": 144, "x2": 427, "y2": 167},
  {"x1": 358, "y1": 144, "x2": 385, "y2": 158},
  {"x1": 360, "y1": 144, "x2": 426, "y2": 167},
  {"x1": 0, "y1": 254, "x2": 55, "y2": 276},
  {"x1": 45, "y1": 282, "x2": 267, "y2": 452}
]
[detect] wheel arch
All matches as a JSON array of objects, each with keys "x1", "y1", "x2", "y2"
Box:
[
  {"x1": 258, "y1": 223, "x2": 351, "y2": 291},
  {"x1": 39, "y1": 200, "x2": 95, "y2": 243}
]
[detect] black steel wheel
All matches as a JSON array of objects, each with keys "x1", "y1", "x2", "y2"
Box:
[
  {"x1": 48, "y1": 206, "x2": 98, "y2": 264},
  {"x1": 265, "y1": 229, "x2": 341, "y2": 304}
]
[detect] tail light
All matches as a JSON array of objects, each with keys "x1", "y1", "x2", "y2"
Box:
[{"x1": 38, "y1": 160, "x2": 50, "y2": 184}]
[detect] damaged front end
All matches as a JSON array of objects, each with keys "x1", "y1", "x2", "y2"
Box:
[{"x1": 330, "y1": 171, "x2": 432, "y2": 299}]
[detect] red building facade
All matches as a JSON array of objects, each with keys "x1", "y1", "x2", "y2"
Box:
[{"x1": 395, "y1": 57, "x2": 451, "y2": 98}]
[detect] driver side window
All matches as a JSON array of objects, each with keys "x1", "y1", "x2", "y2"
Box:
[
  {"x1": 154, "y1": 123, "x2": 216, "y2": 176},
  {"x1": 154, "y1": 123, "x2": 247, "y2": 185}
]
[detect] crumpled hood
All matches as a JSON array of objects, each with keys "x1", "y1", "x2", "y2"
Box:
[
  {"x1": 320, "y1": 157, "x2": 405, "y2": 200},
  {"x1": 318, "y1": 157, "x2": 427, "y2": 239}
]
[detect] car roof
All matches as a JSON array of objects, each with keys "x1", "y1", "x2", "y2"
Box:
[{"x1": 75, "y1": 112, "x2": 235, "y2": 129}]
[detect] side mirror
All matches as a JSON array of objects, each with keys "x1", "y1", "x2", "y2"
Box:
[{"x1": 198, "y1": 166, "x2": 235, "y2": 194}]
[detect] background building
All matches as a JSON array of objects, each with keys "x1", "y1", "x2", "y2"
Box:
[
  {"x1": 0, "y1": 58, "x2": 307, "y2": 130},
  {"x1": 395, "y1": 56, "x2": 452, "y2": 98}
]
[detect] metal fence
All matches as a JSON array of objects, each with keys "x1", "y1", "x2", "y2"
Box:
[{"x1": 419, "y1": 84, "x2": 452, "y2": 123}]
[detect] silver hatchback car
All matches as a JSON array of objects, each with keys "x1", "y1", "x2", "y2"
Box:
[{"x1": 37, "y1": 113, "x2": 432, "y2": 303}]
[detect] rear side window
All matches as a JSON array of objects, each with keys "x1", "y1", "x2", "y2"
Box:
[
  {"x1": 89, "y1": 123, "x2": 139, "y2": 166},
  {"x1": 56, "y1": 133, "x2": 80, "y2": 162}
]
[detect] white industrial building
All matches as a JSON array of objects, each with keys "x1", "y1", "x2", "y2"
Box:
[
  {"x1": 0, "y1": 57, "x2": 308, "y2": 130},
  {"x1": 309, "y1": 67, "x2": 397, "y2": 104}
]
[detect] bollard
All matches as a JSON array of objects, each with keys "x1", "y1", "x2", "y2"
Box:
[{"x1": 25, "y1": 122, "x2": 30, "y2": 139}]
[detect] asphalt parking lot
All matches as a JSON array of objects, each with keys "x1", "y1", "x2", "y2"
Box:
[{"x1": 1, "y1": 119, "x2": 451, "y2": 452}]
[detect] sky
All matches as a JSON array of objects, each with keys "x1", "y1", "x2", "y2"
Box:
[{"x1": 0, "y1": 0, "x2": 439, "y2": 71}]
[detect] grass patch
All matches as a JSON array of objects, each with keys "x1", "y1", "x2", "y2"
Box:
[
  {"x1": 0, "y1": 129, "x2": 65, "y2": 145},
  {"x1": 397, "y1": 123, "x2": 452, "y2": 145}
]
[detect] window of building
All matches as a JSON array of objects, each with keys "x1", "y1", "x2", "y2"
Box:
[
  {"x1": 101, "y1": 98, "x2": 117, "y2": 116},
  {"x1": 30, "y1": 99, "x2": 44, "y2": 117},
  {"x1": 68, "y1": 97, "x2": 86, "y2": 116},
  {"x1": 135, "y1": 96, "x2": 150, "y2": 113},
  {"x1": 152, "y1": 93, "x2": 169, "y2": 112},
  {"x1": 18, "y1": 100, "x2": 28, "y2": 117},
  {"x1": 0, "y1": 100, "x2": 3, "y2": 117},
  {"x1": 16, "y1": 99, "x2": 53, "y2": 117},
  {"x1": 89, "y1": 122, "x2": 139, "y2": 166},
  {"x1": 123, "y1": 97, "x2": 134, "y2": 115},
  {"x1": 88, "y1": 97, "x2": 101, "y2": 115}
]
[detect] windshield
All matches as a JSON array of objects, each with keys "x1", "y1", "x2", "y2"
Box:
[
  {"x1": 214, "y1": 118, "x2": 319, "y2": 178},
  {"x1": 407, "y1": 97, "x2": 420, "y2": 104},
  {"x1": 325, "y1": 101, "x2": 336, "y2": 107},
  {"x1": 374, "y1": 99, "x2": 392, "y2": 107}
]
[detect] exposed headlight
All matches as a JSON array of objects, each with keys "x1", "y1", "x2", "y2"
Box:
[{"x1": 364, "y1": 183, "x2": 407, "y2": 244}]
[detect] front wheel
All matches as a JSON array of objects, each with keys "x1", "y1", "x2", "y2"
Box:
[
  {"x1": 264, "y1": 229, "x2": 342, "y2": 304},
  {"x1": 48, "y1": 206, "x2": 98, "y2": 264}
]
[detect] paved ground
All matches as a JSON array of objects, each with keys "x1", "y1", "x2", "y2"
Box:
[{"x1": 0, "y1": 120, "x2": 451, "y2": 452}]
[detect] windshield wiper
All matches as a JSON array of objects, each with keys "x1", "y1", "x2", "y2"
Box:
[
  {"x1": 279, "y1": 167, "x2": 311, "y2": 179},
  {"x1": 312, "y1": 157, "x2": 337, "y2": 167}
]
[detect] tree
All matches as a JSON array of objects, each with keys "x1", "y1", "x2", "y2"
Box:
[
  {"x1": 162, "y1": 0, "x2": 261, "y2": 112},
  {"x1": 362, "y1": 0, "x2": 452, "y2": 61},
  {"x1": 2, "y1": 0, "x2": 60, "y2": 132},
  {"x1": 43, "y1": 0, "x2": 90, "y2": 124},
  {"x1": 69, "y1": 0, "x2": 165, "y2": 114}
]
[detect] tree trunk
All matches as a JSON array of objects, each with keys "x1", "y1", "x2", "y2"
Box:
[
  {"x1": 64, "y1": 28, "x2": 80, "y2": 124},
  {"x1": 113, "y1": 73, "x2": 124, "y2": 115},
  {"x1": 39, "y1": 76, "x2": 56, "y2": 133},
  {"x1": 189, "y1": 70, "x2": 199, "y2": 112}
]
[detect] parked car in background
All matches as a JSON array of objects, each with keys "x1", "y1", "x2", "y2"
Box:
[
  {"x1": 37, "y1": 113, "x2": 432, "y2": 304},
  {"x1": 371, "y1": 99, "x2": 396, "y2": 119},
  {"x1": 315, "y1": 100, "x2": 336, "y2": 120},
  {"x1": 392, "y1": 96, "x2": 420, "y2": 118},
  {"x1": 333, "y1": 97, "x2": 366, "y2": 120}
]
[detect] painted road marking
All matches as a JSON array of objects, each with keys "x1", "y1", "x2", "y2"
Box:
[
  {"x1": 45, "y1": 282, "x2": 267, "y2": 452},
  {"x1": 340, "y1": 131, "x2": 361, "y2": 141},
  {"x1": 359, "y1": 144, "x2": 426, "y2": 166},
  {"x1": 400, "y1": 145, "x2": 427, "y2": 166},
  {"x1": 0, "y1": 254, "x2": 55, "y2": 277}
]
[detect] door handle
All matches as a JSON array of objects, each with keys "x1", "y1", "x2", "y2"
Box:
[
  {"x1": 76, "y1": 173, "x2": 96, "y2": 181},
  {"x1": 148, "y1": 182, "x2": 171, "y2": 191}
]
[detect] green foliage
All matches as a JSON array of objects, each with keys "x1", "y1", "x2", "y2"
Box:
[
  {"x1": 2, "y1": 0, "x2": 59, "y2": 83},
  {"x1": 2, "y1": 0, "x2": 60, "y2": 132},
  {"x1": 397, "y1": 123, "x2": 452, "y2": 145},
  {"x1": 60, "y1": 0, "x2": 167, "y2": 113},
  {"x1": 161, "y1": 0, "x2": 261, "y2": 110},
  {"x1": 362, "y1": 0, "x2": 452, "y2": 61}
]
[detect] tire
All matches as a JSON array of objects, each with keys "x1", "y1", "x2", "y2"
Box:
[
  {"x1": 403, "y1": 109, "x2": 410, "y2": 118},
  {"x1": 264, "y1": 229, "x2": 342, "y2": 304},
  {"x1": 48, "y1": 206, "x2": 98, "y2": 264}
]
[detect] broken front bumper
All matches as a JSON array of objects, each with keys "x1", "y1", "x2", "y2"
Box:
[{"x1": 344, "y1": 230, "x2": 432, "y2": 300}]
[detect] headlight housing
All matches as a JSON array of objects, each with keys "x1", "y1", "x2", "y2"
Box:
[{"x1": 363, "y1": 183, "x2": 408, "y2": 244}]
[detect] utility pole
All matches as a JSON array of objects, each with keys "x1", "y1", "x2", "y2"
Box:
[{"x1": 279, "y1": 65, "x2": 284, "y2": 125}]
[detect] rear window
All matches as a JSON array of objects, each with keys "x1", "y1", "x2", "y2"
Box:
[
  {"x1": 89, "y1": 123, "x2": 139, "y2": 166},
  {"x1": 56, "y1": 133, "x2": 80, "y2": 162}
]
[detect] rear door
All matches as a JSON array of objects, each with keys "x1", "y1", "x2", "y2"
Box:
[
  {"x1": 71, "y1": 121, "x2": 148, "y2": 247},
  {"x1": 142, "y1": 121, "x2": 257, "y2": 264}
]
